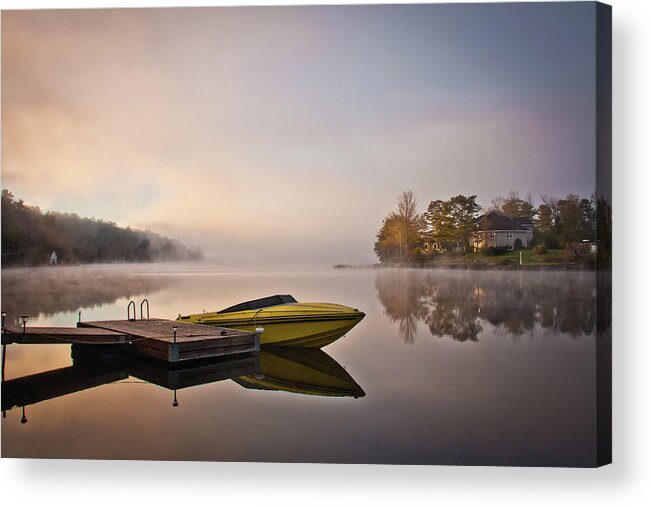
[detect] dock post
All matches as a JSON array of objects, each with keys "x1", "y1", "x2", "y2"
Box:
[
  {"x1": 21, "y1": 315, "x2": 28, "y2": 334},
  {"x1": 169, "y1": 343, "x2": 179, "y2": 362},
  {"x1": 172, "y1": 390, "x2": 179, "y2": 407},
  {"x1": 254, "y1": 326, "x2": 264, "y2": 352},
  {"x1": 78, "y1": 310, "x2": 82, "y2": 323},
  {"x1": 172, "y1": 326, "x2": 178, "y2": 344},
  {"x1": 253, "y1": 355, "x2": 263, "y2": 379}
]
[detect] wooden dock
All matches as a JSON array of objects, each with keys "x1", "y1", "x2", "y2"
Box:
[
  {"x1": 2, "y1": 318, "x2": 260, "y2": 363},
  {"x1": 81, "y1": 318, "x2": 259, "y2": 362}
]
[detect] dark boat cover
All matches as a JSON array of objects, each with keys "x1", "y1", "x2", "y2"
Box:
[{"x1": 218, "y1": 294, "x2": 297, "y2": 314}]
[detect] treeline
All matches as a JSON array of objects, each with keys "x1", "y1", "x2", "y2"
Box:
[
  {"x1": 375, "y1": 190, "x2": 611, "y2": 263},
  {"x1": 1, "y1": 189, "x2": 204, "y2": 266}
]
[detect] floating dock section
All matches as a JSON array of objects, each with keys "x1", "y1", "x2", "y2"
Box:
[{"x1": 2, "y1": 318, "x2": 260, "y2": 363}]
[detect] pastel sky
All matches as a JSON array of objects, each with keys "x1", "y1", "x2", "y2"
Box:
[{"x1": 1, "y1": 3, "x2": 597, "y2": 265}]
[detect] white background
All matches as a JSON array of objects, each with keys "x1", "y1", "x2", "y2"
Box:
[{"x1": 0, "y1": 0, "x2": 649, "y2": 505}]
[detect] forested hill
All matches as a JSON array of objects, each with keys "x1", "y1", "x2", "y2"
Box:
[{"x1": 1, "y1": 189, "x2": 204, "y2": 266}]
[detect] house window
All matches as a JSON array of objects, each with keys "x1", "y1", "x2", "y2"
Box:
[
  {"x1": 506, "y1": 232, "x2": 513, "y2": 239},
  {"x1": 489, "y1": 232, "x2": 496, "y2": 239}
]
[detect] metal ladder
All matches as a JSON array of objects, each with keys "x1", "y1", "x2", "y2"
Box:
[{"x1": 127, "y1": 299, "x2": 150, "y2": 320}]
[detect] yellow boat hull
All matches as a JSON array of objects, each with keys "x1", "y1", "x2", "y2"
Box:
[{"x1": 177, "y1": 302, "x2": 365, "y2": 348}]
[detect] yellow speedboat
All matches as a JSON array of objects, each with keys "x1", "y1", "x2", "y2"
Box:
[{"x1": 177, "y1": 294, "x2": 365, "y2": 348}]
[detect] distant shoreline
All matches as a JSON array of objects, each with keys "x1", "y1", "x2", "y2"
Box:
[
  {"x1": 1, "y1": 259, "x2": 205, "y2": 269},
  {"x1": 336, "y1": 246, "x2": 609, "y2": 271},
  {"x1": 333, "y1": 262, "x2": 608, "y2": 271}
]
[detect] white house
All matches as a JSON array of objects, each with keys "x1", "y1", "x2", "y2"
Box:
[
  {"x1": 472, "y1": 210, "x2": 533, "y2": 251},
  {"x1": 49, "y1": 251, "x2": 58, "y2": 265}
]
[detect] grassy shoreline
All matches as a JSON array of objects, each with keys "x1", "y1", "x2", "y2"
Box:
[{"x1": 336, "y1": 249, "x2": 610, "y2": 270}]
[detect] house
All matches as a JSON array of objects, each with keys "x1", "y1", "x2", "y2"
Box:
[
  {"x1": 472, "y1": 210, "x2": 533, "y2": 251},
  {"x1": 49, "y1": 251, "x2": 58, "y2": 265},
  {"x1": 514, "y1": 217, "x2": 534, "y2": 235}
]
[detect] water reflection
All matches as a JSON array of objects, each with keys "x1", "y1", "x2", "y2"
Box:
[
  {"x1": 0, "y1": 266, "x2": 173, "y2": 325},
  {"x1": 235, "y1": 348, "x2": 365, "y2": 398},
  {"x1": 1, "y1": 344, "x2": 365, "y2": 419},
  {"x1": 1, "y1": 266, "x2": 605, "y2": 464},
  {"x1": 376, "y1": 269, "x2": 610, "y2": 343}
]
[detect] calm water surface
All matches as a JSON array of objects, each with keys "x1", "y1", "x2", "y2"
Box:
[{"x1": 1, "y1": 264, "x2": 605, "y2": 465}]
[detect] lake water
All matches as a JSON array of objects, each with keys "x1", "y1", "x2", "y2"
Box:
[{"x1": 1, "y1": 264, "x2": 607, "y2": 465}]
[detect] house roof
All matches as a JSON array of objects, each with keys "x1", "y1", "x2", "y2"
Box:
[{"x1": 475, "y1": 210, "x2": 527, "y2": 232}]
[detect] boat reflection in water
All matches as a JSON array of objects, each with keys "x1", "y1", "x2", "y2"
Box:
[
  {"x1": 234, "y1": 348, "x2": 364, "y2": 397},
  {"x1": 1, "y1": 339, "x2": 365, "y2": 421}
]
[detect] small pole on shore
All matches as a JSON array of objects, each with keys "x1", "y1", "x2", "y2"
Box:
[
  {"x1": 21, "y1": 315, "x2": 29, "y2": 334},
  {"x1": 1, "y1": 311, "x2": 6, "y2": 331},
  {"x1": 78, "y1": 310, "x2": 82, "y2": 323},
  {"x1": 21, "y1": 406, "x2": 27, "y2": 424},
  {"x1": 519, "y1": 251, "x2": 523, "y2": 266},
  {"x1": 172, "y1": 390, "x2": 179, "y2": 407},
  {"x1": 172, "y1": 325, "x2": 178, "y2": 344}
]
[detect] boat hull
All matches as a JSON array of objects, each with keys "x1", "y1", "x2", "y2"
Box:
[{"x1": 177, "y1": 303, "x2": 365, "y2": 348}]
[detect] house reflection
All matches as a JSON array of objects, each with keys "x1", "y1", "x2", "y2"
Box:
[
  {"x1": 375, "y1": 269, "x2": 610, "y2": 343},
  {"x1": 1, "y1": 343, "x2": 365, "y2": 420}
]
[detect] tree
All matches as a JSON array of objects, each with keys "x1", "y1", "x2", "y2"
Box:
[
  {"x1": 491, "y1": 191, "x2": 537, "y2": 221},
  {"x1": 425, "y1": 195, "x2": 481, "y2": 251},
  {"x1": 534, "y1": 194, "x2": 596, "y2": 248},
  {"x1": 1, "y1": 188, "x2": 203, "y2": 266},
  {"x1": 534, "y1": 196, "x2": 562, "y2": 248},
  {"x1": 449, "y1": 195, "x2": 482, "y2": 250},
  {"x1": 425, "y1": 199, "x2": 454, "y2": 243},
  {"x1": 579, "y1": 197, "x2": 596, "y2": 241},
  {"x1": 397, "y1": 190, "x2": 419, "y2": 226},
  {"x1": 374, "y1": 191, "x2": 424, "y2": 263},
  {"x1": 558, "y1": 194, "x2": 583, "y2": 244}
]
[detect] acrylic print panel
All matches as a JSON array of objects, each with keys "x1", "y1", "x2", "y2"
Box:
[{"x1": 0, "y1": 2, "x2": 611, "y2": 466}]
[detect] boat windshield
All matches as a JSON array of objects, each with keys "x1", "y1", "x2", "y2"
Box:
[{"x1": 217, "y1": 294, "x2": 297, "y2": 314}]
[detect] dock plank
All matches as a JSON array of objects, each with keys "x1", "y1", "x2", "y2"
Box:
[
  {"x1": 79, "y1": 318, "x2": 248, "y2": 342},
  {"x1": 2, "y1": 326, "x2": 128, "y2": 344}
]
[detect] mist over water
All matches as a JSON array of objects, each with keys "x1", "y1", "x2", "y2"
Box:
[
  {"x1": 1, "y1": 265, "x2": 174, "y2": 326},
  {"x1": 1, "y1": 264, "x2": 605, "y2": 465}
]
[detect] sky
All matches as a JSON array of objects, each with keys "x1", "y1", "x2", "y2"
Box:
[{"x1": 1, "y1": 3, "x2": 598, "y2": 265}]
